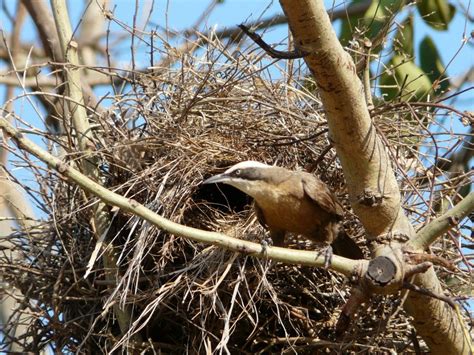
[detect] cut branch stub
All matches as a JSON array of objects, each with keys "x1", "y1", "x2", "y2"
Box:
[
  {"x1": 336, "y1": 254, "x2": 440, "y2": 334},
  {"x1": 367, "y1": 256, "x2": 396, "y2": 286},
  {"x1": 362, "y1": 253, "x2": 405, "y2": 295}
]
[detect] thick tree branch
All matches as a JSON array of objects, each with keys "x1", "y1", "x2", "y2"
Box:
[
  {"x1": 20, "y1": 0, "x2": 63, "y2": 62},
  {"x1": 50, "y1": 0, "x2": 136, "y2": 340},
  {"x1": 51, "y1": 0, "x2": 91, "y2": 153},
  {"x1": 22, "y1": 0, "x2": 101, "y2": 133},
  {"x1": 278, "y1": 0, "x2": 471, "y2": 353}
]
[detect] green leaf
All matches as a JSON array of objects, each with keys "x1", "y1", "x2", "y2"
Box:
[
  {"x1": 417, "y1": 0, "x2": 456, "y2": 30},
  {"x1": 339, "y1": 0, "x2": 368, "y2": 46},
  {"x1": 362, "y1": 0, "x2": 389, "y2": 38},
  {"x1": 419, "y1": 35, "x2": 450, "y2": 93},
  {"x1": 380, "y1": 55, "x2": 432, "y2": 101},
  {"x1": 394, "y1": 15, "x2": 414, "y2": 57},
  {"x1": 339, "y1": 0, "x2": 405, "y2": 47}
]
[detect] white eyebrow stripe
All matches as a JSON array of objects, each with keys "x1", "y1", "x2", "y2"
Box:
[{"x1": 224, "y1": 161, "x2": 270, "y2": 174}]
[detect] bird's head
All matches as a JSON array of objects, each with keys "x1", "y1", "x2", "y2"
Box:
[{"x1": 202, "y1": 161, "x2": 273, "y2": 199}]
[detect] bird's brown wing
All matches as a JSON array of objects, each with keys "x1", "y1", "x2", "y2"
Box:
[{"x1": 300, "y1": 172, "x2": 344, "y2": 217}]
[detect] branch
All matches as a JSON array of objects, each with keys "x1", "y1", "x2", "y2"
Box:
[
  {"x1": 238, "y1": 24, "x2": 309, "y2": 59},
  {"x1": 50, "y1": 0, "x2": 136, "y2": 340},
  {"x1": 0, "y1": 117, "x2": 361, "y2": 277},
  {"x1": 21, "y1": 0, "x2": 63, "y2": 61},
  {"x1": 409, "y1": 192, "x2": 474, "y2": 250},
  {"x1": 51, "y1": 0, "x2": 91, "y2": 153}
]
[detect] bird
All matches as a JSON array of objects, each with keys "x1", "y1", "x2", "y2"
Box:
[{"x1": 202, "y1": 161, "x2": 363, "y2": 265}]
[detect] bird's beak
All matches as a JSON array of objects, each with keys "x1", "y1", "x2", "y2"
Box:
[{"x1": 202, "y1": 173, "x2": 231, "y2": 185}]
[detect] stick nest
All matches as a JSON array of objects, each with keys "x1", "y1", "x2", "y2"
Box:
[{"x1": 2, "y1": 38, "x2": 471, "y2": 354}]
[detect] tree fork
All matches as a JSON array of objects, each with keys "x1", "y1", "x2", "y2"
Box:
[{"x1": 278, "y1": 0, "x2": 472, "y2": 353}]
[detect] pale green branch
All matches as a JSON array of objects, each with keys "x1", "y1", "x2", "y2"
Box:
[
  {"x1": 409, "y1": 192, "x2": 474, "y2": 250},
  {"x1": 51, "y1": 0, "x2": 91, "y2": 154},
  {"x1": 50, "y1": 0, "x2": 135, "y2": 338}
]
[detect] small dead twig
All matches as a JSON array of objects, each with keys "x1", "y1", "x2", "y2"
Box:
[
  {"x1": 238, "y1": 24, "x2": 310, "y2": 59},
  {"x1": 402, "y1": 281, "x2": 457, "y2": 309}
]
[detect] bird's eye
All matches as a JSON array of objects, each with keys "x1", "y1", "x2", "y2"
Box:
[{"x1": 234, "y1": 169, "x2": 241, "y2": 176}]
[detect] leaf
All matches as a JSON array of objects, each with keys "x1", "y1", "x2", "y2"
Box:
[
  {"x1": 362, "y1": 0, "x2": 389, "y2": 38},
  {"x1": 417, "y1": 0, "x2": 456, "y2": 30},
  {"x1": 394, "y1": 15, "x2": 414, "y2": 57},
  {"x1": 419, "y1": 35, "x2": 450, "y2": 93},
  {"x1": 380, "y1": 55, "x2": 432, "y2": 101},
  {"x1": 339, "y1": 0, "x2": 367, "y2": 46},
  {"x1": 339, "y1": 0, "x2": 405, "y2": 48}
]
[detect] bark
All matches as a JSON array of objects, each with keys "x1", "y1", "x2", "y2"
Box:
[{"x1": 278, "y1": 0, "x2": 471, "y2": 353}]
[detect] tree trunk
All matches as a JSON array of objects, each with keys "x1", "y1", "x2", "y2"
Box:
[{"x1": 278, "y1": 0, "x2": 471, "y2": 353}]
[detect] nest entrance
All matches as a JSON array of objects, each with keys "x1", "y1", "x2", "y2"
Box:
[{"x1": 193, "y1": 176, "x2": 252, "y2": 214}]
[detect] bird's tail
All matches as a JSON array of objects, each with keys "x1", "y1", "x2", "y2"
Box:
[{"x1": 331, "y1": 229, "x2": 364, "y2": 260}]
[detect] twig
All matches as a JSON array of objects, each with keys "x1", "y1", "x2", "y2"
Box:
[
  {"x1": 402, "y1": 281, "x2": 457, "y2": 309},
  {"x1": 405, "y1": 251, "x2": 457, "y2": 272},
  {"x1": 238, "y1": 24, "x2": 310, "y2": 59}
]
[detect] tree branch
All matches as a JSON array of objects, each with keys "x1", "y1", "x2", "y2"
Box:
[
  {"x1": 238, "y1": 24, "x2": 309, "y2": 59},
  {"x1": 21, "y1": 0, "x2": 63, "y2": 61},
  {"x1": 50, "y1": 0, "x2": 136, "y2": 340},
  {"x1": 409, "y1": 192, "x2": 474, "y2": 250},
  {"x1": 278, "y1": 0, "x2": 471, "y2": 353}
]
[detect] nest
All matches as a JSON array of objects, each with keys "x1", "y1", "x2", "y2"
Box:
[{"x1": 2, "y1": 37, "x2": 471, "y2": 353}]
